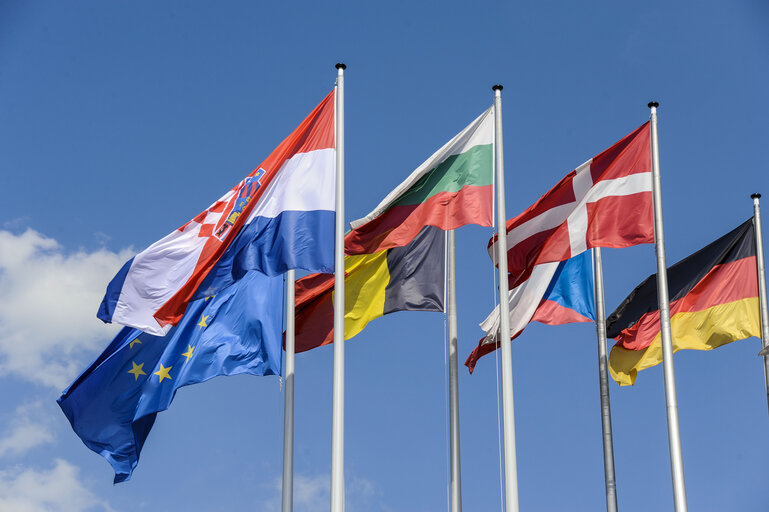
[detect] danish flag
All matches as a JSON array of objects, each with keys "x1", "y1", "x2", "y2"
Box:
[
  {"x1": 467, "y1": 122, "x2": 654, "y2": 371},
  {"x1": 489, "y1": 122, "x2": 654, "y2": 287}
]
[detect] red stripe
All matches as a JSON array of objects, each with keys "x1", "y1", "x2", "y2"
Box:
[
  {"x1": 613, "y1": 256, "x2": 759, "y2": 351},
  {"x1": 154, "y1": 90, "x2": 335, "y2": 328},
  {"x1": 293, "y1": 272, "x2": 335, "y2": 353},
  {"x1": 532, "y1": 299, "x2": 593, "y2": 325},
  {"x1": 345, "y1": 184, "x2": 493, "y2": 255}
]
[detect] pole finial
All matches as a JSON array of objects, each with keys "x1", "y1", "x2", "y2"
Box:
[
  {"x1": 648, "y1": 101, "x2": 659, "y2": 109},
  {"x1": 335, "y1": 63, "x2": 346, "y2": 70},
  {"x1": 492, "y1": 84, "x2": 503, "y2": 91},
  {"x1": 752, "y1": 193, "x2": 762, "y2": 200}
]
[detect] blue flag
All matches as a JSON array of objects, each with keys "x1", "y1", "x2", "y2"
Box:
[{"x1": 58, "y1": 270, "x2": 283, "y2": 483}]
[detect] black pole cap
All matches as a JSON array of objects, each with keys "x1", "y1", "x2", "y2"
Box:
[
  {"x1": 648, "y1": 101, "x2": 659, "y2": 108},
  {"x1": 335, "y1": 63, "x2": 346, "y2": 70},
  {"x1": 752, "y1": 193, "x2": 762, "y2": 199},
  {"x1": 492, "y1": 84, "x2": 503, "y2": 91}
]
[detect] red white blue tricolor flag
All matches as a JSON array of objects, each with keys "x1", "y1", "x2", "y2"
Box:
[
  {"x1": 466, "y1": 122, "x2": 654, "y2": 371},
  {"x1": 99, "y1": 90, "x2": 336, "y2": 335}
]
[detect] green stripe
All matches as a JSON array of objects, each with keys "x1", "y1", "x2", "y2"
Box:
[{"x1": 392, "y1": 144, "x2": 493, "y2": 207}]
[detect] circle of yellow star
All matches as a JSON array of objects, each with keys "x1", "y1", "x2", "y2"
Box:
[
  {"x1": 127, "y1": 361, "x2": 146, "y2": 380},
  {"x1": 154, "y1": 363, "x2": 173, "y2": 383}
]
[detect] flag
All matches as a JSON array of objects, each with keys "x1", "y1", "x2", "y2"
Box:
[
  {"x1": 345, "y1": 108, "x2": 494, "y2": 255},
  {"x1": 607, "y1": 219, "x2": 761, "y2": 385},
  {"x1": 294, "y1": 226, "x2": 445, "y2": 352},
  {"x1": 488, "y1": 122, "x2": 653, "y2": 288},
  {"x1": 98, "y1": 91, "x2": 335, "y2": 335},
  {"x1": 465, "y1": 251, "x2": 595, "y2": 372},
  {"x1": 59, "y1": 270, "x2": 283, "y2": 483},
  {"x1": 466, "y1": 122, "x2": 654, "y2": 371}
]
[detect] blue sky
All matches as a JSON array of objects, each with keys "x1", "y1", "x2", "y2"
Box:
[{"x1": 1, "y1": 1, "x2": 768, "y2": 510}]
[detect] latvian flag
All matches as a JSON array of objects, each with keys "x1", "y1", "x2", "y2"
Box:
[
  {"x1": 467, "y1": 122, "x2": 654, "y2": 371},
  {"x1": 607, "y1": 219, "x2": 761, "y2": 386},
  {"x1": 99, "y1": 90, "x2": 336, "y2": 335}
]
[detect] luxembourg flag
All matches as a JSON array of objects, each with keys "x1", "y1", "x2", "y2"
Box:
[{"x1": 99, "y1": 90, "x2": 336, "y2": 335}]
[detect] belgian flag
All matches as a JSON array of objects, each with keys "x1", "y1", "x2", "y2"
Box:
[
  {"x1": 607, "y1": 219, "x2": 761, "y2": 385},
  {"x1": 293, "y1": 226, "x2": 445, "y2": 353}
]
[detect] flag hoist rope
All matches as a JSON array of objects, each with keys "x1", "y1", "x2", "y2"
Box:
[
  {"x1": 592, "y1": 248, "x2": 618, "y2": 512},
  {"x1": 331, "y1": 63, "x2": 346, "y2": 512},
  {"x1": 750, "y1": 194, "x2": 769, "y2": 416},
  {"x1": 492, "y1": 84, "x2": 521, "y2": 512},
  {"x1": 648, "y1": 101, "x2": 688, "y2": 512},
  {"x1": 282, "y1": 269, "x2": 295, "y2": 512}
]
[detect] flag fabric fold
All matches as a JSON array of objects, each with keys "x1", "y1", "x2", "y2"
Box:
[
  {"x1": 98, "y1": 91, "x2": 335, "y2": 335},
  {"x1": 465, "y1": 251, "x2": 595, "y2": 372},
  {"x1": 607, "y1": 219, "x2": 761, "y2": 385},
  {"x1": 294, "y1": 225, "x2": 445, "y2": 353},
  {"x1": 345, "y1": 107, "x2": 494, "y2": 255},
  {"x1": 60, "y1": 270, "x2": 283, "y2": 483},
  {"x1": 468, "y1": 123, "x2": 653, "y2": 371}
]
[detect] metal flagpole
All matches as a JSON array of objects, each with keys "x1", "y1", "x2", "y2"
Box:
[
  {"x1": 648, "y1": 101, "x2": 688, "y2": 512},
  {"x1": 750, "y1": 194, "x2": 769, "y2": 415},
  {"x1": 592, "y1": 248, "x2": 618, "y2": 512},
  {"x1": 282, "y1": 269, "x2": 296, "y2": 512},
  {"x1": 330, "y1": 62, "x2": 346, "y2": 512},
  {"x1": 493, "y1": 84, "x2": 520, "y2": 512},
  {"x1": 447, "y1": 229, "x2": 463, "y2": 512}
]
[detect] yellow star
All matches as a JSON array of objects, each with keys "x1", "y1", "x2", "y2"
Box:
[
  {"x1": 154, "y1": 364, "x2": 172, "y2": 383},
  {"x1": 182, "y1": 345, "x2": 195, "y2": 363},
  {"x1": 127, "y1": 361, "x2": 146, "y2": 380},
  {"x1": 129, "y1": 338, "x2": 142, "y2": 349},
  {"x1": 197, "y1": 315, "x2": 209, "y2": 329},
  {"x1": 204, "y1": 295, "x2": 216, "y2": 301}
]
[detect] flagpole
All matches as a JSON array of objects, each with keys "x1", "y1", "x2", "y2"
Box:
[
  {"x1": 446, "y1": 229, "x2": 463, "y2": 512},
  {"x1": 330, "y1": 62, "x2": 346, "y2": 512},
  {"x1": 282, "y1": 269, "x2": 296, "y2": 512},
  {"x1": 750, "y1": 193, "x2": 769, "y2": 415},
  {"x1": 493, "y1": 84, "x2": 520, "y2": 512},
  {"x1": 648, "y1": 101, "x2": 688, "y2": 512},
  {"x1": 592, "y1": 247, "x2": 618, "y2": 512}
]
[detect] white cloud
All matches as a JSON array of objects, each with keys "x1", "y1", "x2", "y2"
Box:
[
  {"x1": 263, "y1": 473, "x2": 390, "y2": 512},
  {"x1": 0, "y1": 402, "x2": 54, "y2": 458},
  {"x1": 0, "y1": 229, "x2": 133, "y2": 388},
  {"x1": 0, "y1": 459, "x2": 115, "y2": 512}
]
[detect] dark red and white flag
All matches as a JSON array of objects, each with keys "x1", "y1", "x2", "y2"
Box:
[{"x1": 489, "y1": 122, "x2": 654, "y2": 287}]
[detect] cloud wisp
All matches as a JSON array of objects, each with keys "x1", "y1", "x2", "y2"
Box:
[{"x1": 0, "y1": 229, "x2": 133, "y2": 389}]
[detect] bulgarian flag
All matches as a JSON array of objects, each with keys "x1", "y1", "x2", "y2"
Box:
[{"x1": 345, "y1": 107, "x2": 494, "y2": 255}]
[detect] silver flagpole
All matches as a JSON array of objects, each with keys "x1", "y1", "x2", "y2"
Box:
[
  {"x1": 493, "y1": 84, "x2": 520, "y2": 512},
  {"x1": 750, "y1": 194, "x2": 769, "y2": 414},
  {"x1": 648, "y1": 101, "x2": 688, "y2": 512},
  {"x1": 282, "y1": 269, "x2": 296, "y2": 512},
  {"x1": 592, "y1": 248, "x2": 618, "y2": 512},
  {"x1": 330, "y1": 62, "x2": 346, "y2": 512},
  {"x1": 447, "y1": 229, "x2": 463, "y2": 512}
]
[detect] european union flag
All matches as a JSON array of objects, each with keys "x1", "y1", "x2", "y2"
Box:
[{"x1": 58, "y1": 270, "x2": 283, "y2": 483}]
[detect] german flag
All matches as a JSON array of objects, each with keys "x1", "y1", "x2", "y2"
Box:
[
  {"x1": 607, "y1": 219, "x2": 761, "y2": 385},
  {"x1": 293, "y1": 226, "x2": 444, "y2": 353}
]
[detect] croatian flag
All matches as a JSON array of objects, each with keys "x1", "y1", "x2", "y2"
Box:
[
  {"x1": 466, "y1": 122, "x2": 654, "y2": 371},
  {"x1": 99, "y1": 90, "x2": 336, "y2": 335},
  {"x1": 489, "y1": 122, "x2": 653, "y2": 288},
  {"x1": 465, "y1": 252, "x2": 595, "y2": 372}
]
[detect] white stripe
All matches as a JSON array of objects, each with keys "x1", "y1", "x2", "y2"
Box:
[
  {"x1": 494, "y1": 170, "x2": 652, "y2": 258},
  {"x1": 112, "y1": 224, "x2": 206, "y2": 335},
  {"x1": 479, "y1": 262, "x2": 560, "y2": 345},
  {"x1": 349, "y1": 107, "x2": 494, "y2": 229},
  {"x1": 248, "y1": 147, "x2": 336, "y2": 220},
  {"x1": 568, "y1": 161, "x2": 594, "y2": 255}
]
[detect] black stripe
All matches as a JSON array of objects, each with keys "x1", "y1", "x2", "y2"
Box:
[
  {"x1": 383, "y1": 225, "x2": 445, "y2": 314},
  {"x1": 606, "y1": 219, "x2": 755, "y2": 338}
]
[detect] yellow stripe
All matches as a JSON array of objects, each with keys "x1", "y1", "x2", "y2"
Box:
[
  {"x1": 331, "y1": 250, "x2": 390, "y2": 340},
  {"x1": 609, "y1": 297, "x2": 761, "y2": 386}
]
